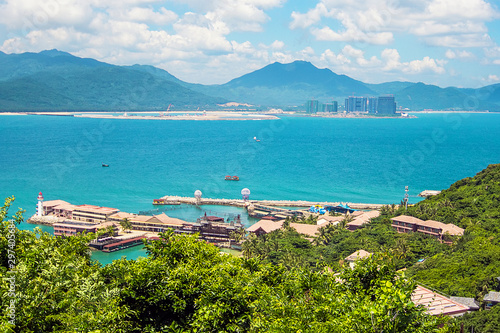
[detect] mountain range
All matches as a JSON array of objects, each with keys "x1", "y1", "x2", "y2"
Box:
[{"x1": 0, "y1": 49, "x2": 499, "y2": 111}]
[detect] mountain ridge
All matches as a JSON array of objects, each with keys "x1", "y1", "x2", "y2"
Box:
[{"x1": 0, "y1": 49, "x2": 499, "y2": 111}]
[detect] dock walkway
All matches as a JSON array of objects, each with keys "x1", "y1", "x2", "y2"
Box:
[{"x1": 158, "y1": 195, "x2": 384, "y2": 210}]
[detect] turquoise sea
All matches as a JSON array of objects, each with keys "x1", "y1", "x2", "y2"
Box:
[{"x1": 1, "y1": 113, "x2": 500, "y2": 262}]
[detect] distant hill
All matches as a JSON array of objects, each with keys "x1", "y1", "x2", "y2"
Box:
[
  {"x1": 0, "y1": 50, "x2": 499, "y2": 111},
  {"x1": 188, "y1": 61, "x2": 376, "y2": 106},
  {"x1": 366, "y1": 81, "x2": 414, "y2": 95},
  {"x1": 0, "y1": 50, "x2": 226, "y2": 111},
  {"x1": 393, "y1": 83, "x2": 499, "y2": 111}
]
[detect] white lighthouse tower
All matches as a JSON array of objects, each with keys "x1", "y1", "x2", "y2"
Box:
[{"x1": 36, "y1": 192, "x2": 44, "y2": 217}]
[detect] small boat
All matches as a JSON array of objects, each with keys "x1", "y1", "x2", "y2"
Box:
[
  {"x1": 225, "y1": 175, "x2": 239, "y2": 181},
  {"x1": 102, "y1": 163, "x2": 109, "y2": 167},
  {"x1": 232, "y1": 176, "x2": 239, "y2": 181},
  {"x1": 253, "y1": 136, "x2": 260, "y2": 142}
]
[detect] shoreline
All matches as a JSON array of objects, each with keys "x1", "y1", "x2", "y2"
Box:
[
  {"x1": 74, "y1": 111, "x2": 279, "y2": 121},
  {"x1": 157, "y1": 195, "x2": 386, "y2": 210},
  {"x1": 1, "y1": 110, "x2": 496, "y2": 117}
]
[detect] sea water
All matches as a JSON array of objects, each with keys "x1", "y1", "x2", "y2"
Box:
[{"x1": 1, "y1": 113, "x2": 500, "y2": 262}]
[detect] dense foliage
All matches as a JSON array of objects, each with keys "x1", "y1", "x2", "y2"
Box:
[
  {"x1": 0, "y1": 197, "x2": 452, "y2": 332},
  {"x1": 243, "y1": 215, "x2": 447, "y2": 272},
  {"x1": 241, "y1": 164, "x2": 500, "y2": 332},
  {"x1": 403, "y1": 164, "x2": 500, "y2": 297},
  {"x1": 460, "y1": 305, "x2": 500, "y2": 333}
]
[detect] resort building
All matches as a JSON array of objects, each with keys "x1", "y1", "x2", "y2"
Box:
[
  {"x1": 246, "y1": 219, "x2": 321, "y2": 238},
  {"x1": 412, "y1": 285, "x2": 469, "y2": 317},
  {"x1": 450, "y1": 297, "x2": 480, "y2": 312},
  {"x1": 289, "y1": 222, "x2": 321, "y2": 238},
  {"x1": 390, "y1": 215, "x2": 464, "y2": 244},
  {"x1": 484, "y1": 291, "x2": 500, "y2": 309},
  {"x1": 53, "y1": 221, "x2": 117, "y2": 237},
  {"x1": 344, "y1": 250, "x2": 470, "y2": 317},
  {"x1": 246, "y1": 220, "x2": 283, "y2": 236},
  {"x1": 72, "y1": 205, "x2": 120, "y2": 224},
  {"x1": 347, "y1": 210, "x2": 380, "y2": 231},
  {"x1": 317, "y1": 215, "x2": 344, "y2": 226},
  {"x1": 43, "y1": 200, "x2": 77, "y2": 218},
  {"x1": 345, "y1": 250, "x2": 372, "y2": 269}
]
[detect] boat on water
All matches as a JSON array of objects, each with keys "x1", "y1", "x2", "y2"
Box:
[
  {"x1": 102, "y1": 163, "x2": 109, "y2": 167},
  {"x1": 225, "y1": 175, "x2": 239, "y2": 181}
]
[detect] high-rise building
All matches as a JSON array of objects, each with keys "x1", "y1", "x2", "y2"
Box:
[
  {"x1": 322, "y1": 101, "x2": 338, "y2": 113},
  {"x1": 377, "y1": 96, "x2": 396, "y2": 114},
  {"x1": 306, "y1": 100, "x2": 319, "y2": 113},
  {"x1": 368, "y1": 97, "x2": 378, "y2": 114},
  {"x1": 345, "y1": 97, "x2": 368, "y2": 112}
]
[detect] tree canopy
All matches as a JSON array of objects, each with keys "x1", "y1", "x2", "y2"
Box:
[{"x1": 0, "y1": 197, "x2": 452, "y2": 332}]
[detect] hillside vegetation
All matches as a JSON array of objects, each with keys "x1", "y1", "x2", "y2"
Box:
[
  {"x1": 1, "y1": 50, "x2": 500, "y2": 110},
  {"x1": 0, "y1": 197, "x2": 450, "y2": 332}
]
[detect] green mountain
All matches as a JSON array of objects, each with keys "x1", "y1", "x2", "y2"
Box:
[
  {"x1": 403, "y1": 164, "x2": 500, "y2": 297},
  {"x1": 1, "y1": 49, "x2": 500, "y2": 111},
  {"x1": 0, "y1": 50, "x2": 226, "y2": 111},
  {"x1": 186, "y1": 60, "x2": 377, "y2": 106},
  {"x1": 405, "y1": 163, "x2": 500, "y2": 231},
  {"x1": 393, "y1": 83, "x2": 499, "y2": 111},
  {"x1": 366, "y1": 81, "x2": 414, "y2": 95}
]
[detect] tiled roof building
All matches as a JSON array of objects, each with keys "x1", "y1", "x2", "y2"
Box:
[{"x1": 391, "y1": 215, "x2": 464, "y2": 244}]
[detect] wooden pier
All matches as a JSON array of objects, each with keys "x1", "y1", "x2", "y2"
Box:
[{"x1": 157, "y1": 195, "x2": 385, "y2": 210}]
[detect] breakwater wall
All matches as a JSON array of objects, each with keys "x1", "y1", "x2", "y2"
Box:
[{"x1": 158, "y1": 195, "x2": 384, "y2": 210}]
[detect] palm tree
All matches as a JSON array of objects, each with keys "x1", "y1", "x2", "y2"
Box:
[
  {"x1": 339, "y1": 214, "x2": 353, "y2": 229},
  {"x1": 229, "y1": 228, "x2": 245, "y2": 243},
  {"x1": 120, "y1": 218, "x2": 133, "y2": 233},
  {"x1": 394, "y1": 237, "x2": 410, "y2": 259},
  {"x1": 242, "y1": 233, "x2": 259, "y2": 259}
]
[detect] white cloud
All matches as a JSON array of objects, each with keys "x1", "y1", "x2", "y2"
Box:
[
  {"x1": 445, "y1": 49, "x2": 475, "y2": 59},
  {"x1": 424, "y1": 0, "x2": 496, "y2": 20},
  {"x1": 270, "y1": 40, "x2": 285, "y2": 50},
  {"x1": 381, "y1": 48, "x2": 401, "y2": 71},
  {"x1": 484, "y1": 46, "x2": 500, "y2": 58},
  {"x1": 320, "y1": 49, "x2": 351, "y2": 65},
  {"x1": 289, "y1": 3, "x2": 331, "y2": 29},
  {"x1": 425, "y1": 33, "x2": 493, "y2": 48},
  {"x1": 0, "y1": 0, "x2": 94, "y2": 30},
  {"x1": 483, "y1": 74, "x2": 500, "y2": 83},
  {"x1": 312, "y1": 26, "x2": 393, "y2": 45},
  {"x1": 171, "y1": 0, "x2": 285, "y2": 32},
  {"x1": 404, "y1": 57, "x2": 446, "y2": 74},
  {"x1": 108, "y1": 7, "x2": 178, "y2": 25},
  {"x1": 381, "y1": 48, "x2": 446, "y2": 74},
  {"x1": 290, "y1": 0, "x2": 499, "y2": 47}
]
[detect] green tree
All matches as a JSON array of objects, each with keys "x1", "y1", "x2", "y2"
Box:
[{"x1": 120, "y1": 218, "x2": 133, "y2": 233}]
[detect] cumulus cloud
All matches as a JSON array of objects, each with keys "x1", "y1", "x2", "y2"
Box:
[
  {"x1": 483, "y1": 74, "x2": 500, "y2": 83},
  {"x1": 108, "y1": 7, "x2": 178, "y2": 25},
  {"x1": 445, "y1": 49, "x2": 475, "y2": 59},
  {"x1": 289, "y1": 3, "x2": 330, "y2": 29},
  {"x1": 290, "y1": 0, "x2": 499, "y2": 47},
  {"x1": 320, "y1": 49, "x2": 350, "y2": 66},
  {"x1": 381, "y1": 49, "x2": 446, "y2": 74},
  {"x1": 0, "y1": 0, "x2": 288, "y2": 84}
]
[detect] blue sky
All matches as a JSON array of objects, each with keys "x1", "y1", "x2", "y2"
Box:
[{"x1": 0, "y1": 0, "x2": 499, "y2": 87}]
